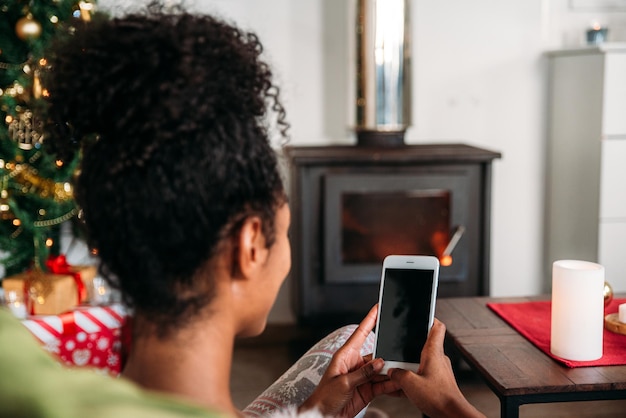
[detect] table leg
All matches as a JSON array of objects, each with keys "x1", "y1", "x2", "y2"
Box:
[{"x1": 500, "y1": 396, "x2": 519, "y2": 418}]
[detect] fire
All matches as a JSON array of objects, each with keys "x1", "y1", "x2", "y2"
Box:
[{"x1": 440, "y1": 255, "x2": 453, "y2": 267}]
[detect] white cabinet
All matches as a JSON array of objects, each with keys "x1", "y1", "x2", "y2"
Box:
[{"x1": 546, "y1": 44, "x2": 626, "y2": 292}]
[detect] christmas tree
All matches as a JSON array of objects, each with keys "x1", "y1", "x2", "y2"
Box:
[{"x1": 0, "y1": 0, "x2": 96, "y2": 277}]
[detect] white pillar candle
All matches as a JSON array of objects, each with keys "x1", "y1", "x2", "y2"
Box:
[
  {"x1": 4, "y1": 290, "x2": 27, "y2": 320},
  {"x1": 550, "y1": 260, "x2": 604, "y2": 361},
  {"x1": 619, "y1": 303, "x2": 626, "y2": 324},
  {"x1": 8, "y1": 302, "x2": 27, "y2": 320}
]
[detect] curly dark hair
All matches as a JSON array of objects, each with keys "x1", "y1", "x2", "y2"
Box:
[{"x1": 43, "y1": 6, "x2": 289, "y2": 333}]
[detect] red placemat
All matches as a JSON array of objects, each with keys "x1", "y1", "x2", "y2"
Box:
[{"x1": 487, "y1": 298, "x2": 626, "y2": 368}]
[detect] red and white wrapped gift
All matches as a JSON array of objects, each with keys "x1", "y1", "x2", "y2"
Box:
[{"x1": 21, "y1": 304, "x2": 130, "y2": 376}]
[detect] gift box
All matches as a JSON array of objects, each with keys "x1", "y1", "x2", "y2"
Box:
[
  {"x1": 1, "y1": 256, "x2": 97, "y2": 316},
  {"x1": 45, "y1": 254, "x2": 97, "y2": 306},
  {"x1": 3, "y1": 271, "x2": 77, "y2": 316},
  {"x1": 21, "y1": 304, "x2": 130, "y2": 376}
]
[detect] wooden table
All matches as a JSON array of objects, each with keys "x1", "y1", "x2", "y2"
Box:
[{"x1": 436, "y1": 296, "x2": 626, "y2": 418}]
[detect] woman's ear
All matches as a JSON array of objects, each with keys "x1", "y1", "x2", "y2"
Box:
[{"x1": 235, "y1": 216, "x2": 268, "y2": 280}]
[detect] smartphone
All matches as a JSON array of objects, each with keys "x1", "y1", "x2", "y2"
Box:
[{"x1": 373, "y1": 255, "x2": 440, "y2": 374}]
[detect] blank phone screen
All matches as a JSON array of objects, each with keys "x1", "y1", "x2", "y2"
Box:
[{"x1": 376, "y1": 268, "x2": 434, "y2": 363}]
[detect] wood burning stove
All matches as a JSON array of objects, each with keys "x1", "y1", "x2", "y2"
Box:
[{"x1": 286, "y1": 143, "x2": 501, "y2": 326}]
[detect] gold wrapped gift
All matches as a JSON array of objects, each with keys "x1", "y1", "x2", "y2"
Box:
[
  {"x1": 73, "y1": 265, "x2": 97, "y2": 302},
  {"x1": 3, "y1": 271, "x2": 77, "y2": 316},
  {"x1": 2, "y1": 262, "x2": 97, "y2": 316}
]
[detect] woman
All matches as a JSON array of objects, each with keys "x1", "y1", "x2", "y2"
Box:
[{"x1": 43, "y1": 5, "x2": 483, "y2": 418}]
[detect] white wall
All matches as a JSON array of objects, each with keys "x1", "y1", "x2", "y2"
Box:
[{"x1": 99, "y1": 0, "x2": 626, "y2": 323}]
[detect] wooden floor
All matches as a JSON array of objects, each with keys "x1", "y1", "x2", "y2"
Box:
[{"x1": 231, "y1": 331, "x2": 626, "y2": 417}]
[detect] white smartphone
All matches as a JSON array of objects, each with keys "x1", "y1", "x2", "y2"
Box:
[{"x1": 373, "y1": 255, "x2": 440, "y2": 374}]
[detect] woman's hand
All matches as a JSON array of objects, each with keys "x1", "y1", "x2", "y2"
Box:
[
  {"x1": 387, "y1": 319, "x2": 485, "y2": 418},
  {"x1": 298, "y1": 305, "x2": 399, "y2": 417}
]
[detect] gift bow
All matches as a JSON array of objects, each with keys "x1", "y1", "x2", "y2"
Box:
[{"x1": 46, "y1": 254, "x2": 87, "y2": 305}]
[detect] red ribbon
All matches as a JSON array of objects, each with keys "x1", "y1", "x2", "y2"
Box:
[
  {"x1": 23, "y1": 280, "x2": 34, "y2": 316},
  {"x1": 46, "y1": 254, "x2": 87, "y2": 305},
  {"x1": 60, "y1": 310, "x2": 78, "y2": 336}
]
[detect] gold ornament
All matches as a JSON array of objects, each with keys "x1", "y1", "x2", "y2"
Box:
[
  {"x1": 32, "y1": 70, "x2": 42, "y2": 99},
  {"x1": 15, "y1": 13, "x2": 42, "y2": 41},
  {"x1": 6, "y1": 108, "x2": 43, "y2": 150},
  {"x1": 604, "y1": 281, "x2": 614, "y2": 307}
]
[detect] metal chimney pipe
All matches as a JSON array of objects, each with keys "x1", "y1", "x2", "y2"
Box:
[{"x1": 355, "y1": 0, "x2": 412, "y2": 146}]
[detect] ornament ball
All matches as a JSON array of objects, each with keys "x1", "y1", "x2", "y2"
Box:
[
  {"x1": 604, "y1": 281, "x2": 614, "y2": 307},
  {"x1": 15, "y1": 14, "x2": 42, "y2": 41}
]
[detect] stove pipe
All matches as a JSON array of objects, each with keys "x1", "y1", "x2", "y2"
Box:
[{"x1": 355, "y1": 0, "x2": 412, "y2": 146}]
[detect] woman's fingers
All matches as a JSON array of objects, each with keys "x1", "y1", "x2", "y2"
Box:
[
  {"x1": 426, "y1": 319, "x2": 446, "y2": 354},
  {"x1": 343, "y1": 305, "x2": 378, "y2": 351},
  {"x1": 344, "y1": 358, "x2": 384, "y2": 388},
  {"x1": 418, "y1": 319, "x2": 446, "y2": 371}
]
